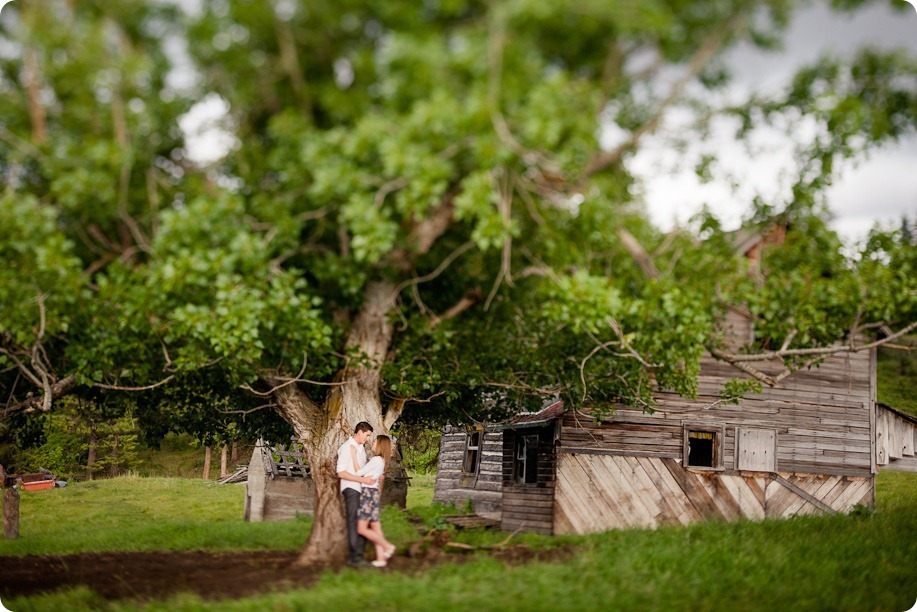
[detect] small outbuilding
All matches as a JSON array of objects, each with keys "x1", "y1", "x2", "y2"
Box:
[{"x1": 245, "y1": 439, "x2": 409, "y2": 522}]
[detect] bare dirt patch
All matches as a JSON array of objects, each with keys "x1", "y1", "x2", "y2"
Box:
[{"x1": 0, "y1": 544, "x2": 570, "y2": 602}]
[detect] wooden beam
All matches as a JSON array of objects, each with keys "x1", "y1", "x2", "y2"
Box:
[{"x1": 771, "y1": 474, "x2": 837, "y2": 515}]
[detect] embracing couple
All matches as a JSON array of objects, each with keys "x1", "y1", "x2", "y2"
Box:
[{"x1": 336, "y1": 421, "x2": 397, "y2": 568}]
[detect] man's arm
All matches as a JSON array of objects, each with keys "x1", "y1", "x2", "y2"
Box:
[{"x1": 337, "y1": 470, "x2": 376, "y2": 485}]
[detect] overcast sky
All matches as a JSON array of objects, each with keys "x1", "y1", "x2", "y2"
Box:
[{"x1": 632, "y1": 0, "x2": 917, "y2": 243}]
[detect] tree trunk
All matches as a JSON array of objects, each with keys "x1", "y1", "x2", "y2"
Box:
[
  {"x1": 220, "y1": 445, "x2": 229, "y2": 479},
  {"x1": 87, "y1": 428, "x2": 98, "y2": 480},
  {"x1": 231, "y1": 442, "x2": 239, "y2": 464},
  {"x1": 272, "y1": 281, "x2": 399, "y2": 567},
  {"x1": 3, "y1": 488, "x2": 20, "y2": 540},
  {"x1": 110, "y1": 434, "x2": 119, "y2": 478},
  {"x1": 202, "y1": 446, "x2": 211, "y2": 480}
]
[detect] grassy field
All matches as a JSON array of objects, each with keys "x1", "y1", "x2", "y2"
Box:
[
  {"x1": 3, "y1": 470, "x2": 916, "y2": 611},
  {"x1": 877, "y1": 342, "x2": 917, "y2": 416},
  {"x1": 0, "y1": 471, "x2": 442, "y2": 557}
]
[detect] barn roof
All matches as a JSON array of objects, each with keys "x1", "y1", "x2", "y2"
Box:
[
  {"x1": 725, "y1": 220, "x2": 789, "y2": 257},
  {"x1": 486, "y1": 400, "x2": 565, "y2": 432}
]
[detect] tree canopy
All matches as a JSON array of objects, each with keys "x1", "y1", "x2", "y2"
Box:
[{"x1": 1, "y1": 0, "x2": 915, "y2": 563}]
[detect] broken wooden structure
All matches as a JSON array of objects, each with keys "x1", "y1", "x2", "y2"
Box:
[
  {"x1": 435, "y1": 226, "x2": 916, "y2": 534},
  {"x1": 436, "y1": 341, "x2": 916, "y2": 535},
  {"x1": 876, "y1": 403, "x2": 917, "y2": 473},
  {"x1": 245, "y1": 438, "x2": 410, "y2": 522}
]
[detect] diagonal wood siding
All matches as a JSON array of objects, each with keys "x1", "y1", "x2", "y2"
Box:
[{"x1": 554, "y1": 453, "x2": 873, "y2": 535}]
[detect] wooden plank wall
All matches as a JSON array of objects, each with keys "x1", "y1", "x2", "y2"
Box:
[
  {"x1": 561, "y1": 346, "x2": 875, "y2": 478},
  {"x1": 554, "y1": 453, "x2": 874, "y2": 534},
  {"x1": 876, "y1": 406, "x2": 917, "y2": 473},
  {"x1": 433, "y1": 427, "x2": 503, "y2": 516},
  {"x1": 500, "y1": 427, "x2": 556, "y2": 534}
]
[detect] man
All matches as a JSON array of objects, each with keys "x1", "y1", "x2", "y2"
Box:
[{"x1": 336, "y1": 421, "x2": 376, "y2": 567}]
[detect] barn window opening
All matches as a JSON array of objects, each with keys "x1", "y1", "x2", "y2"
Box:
[
  {"x1": 463, "y1": 431, "x2": 481, "y2": 474},
  {"x1": 687, "y1": 431, "x2": 715, "y2": 467},
  {"x1": 683, "y1": 425, "x2": 723, "y2": 470},
  {"x1": 514, "y1": 434, "x2": 539, "y2": 484}
]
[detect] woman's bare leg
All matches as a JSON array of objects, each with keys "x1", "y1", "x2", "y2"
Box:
[
  {"x1": 357, "y1": 519, "x2": 387, "y2": 548},
  {"x1": 371, "y1": 522, "x2": 395, "y2": 556}
]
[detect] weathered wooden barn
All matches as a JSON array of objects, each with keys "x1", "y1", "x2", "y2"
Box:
[
  {"x1": 435, "y1": 346, "x2": 916, "y2": 535},
  {"x1": 434, "y1": 227, "x2": 916, "y2": 534}
]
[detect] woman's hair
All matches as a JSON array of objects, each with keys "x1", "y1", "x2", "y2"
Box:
[{"x1": 374, "y1": 435, "x2": 393, "y2": 470}]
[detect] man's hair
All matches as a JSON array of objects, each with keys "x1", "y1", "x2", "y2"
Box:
[{"x1": 354, "y1": 421, "x2": 373, "y2": 434}]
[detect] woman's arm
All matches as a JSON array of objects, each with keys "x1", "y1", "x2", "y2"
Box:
[
  {"x1": 337, "y1": 443, "x2": 376, "y2": 485},
  {"x1": 357, "y1": 456, "x2": 383, "y2": 477},
  {"x1": 350, "y1": 445, "x2": 359, "y2": 472}
]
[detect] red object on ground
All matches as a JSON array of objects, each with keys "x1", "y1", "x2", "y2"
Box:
[{"x1": 19, "y1": 474, "x2": 55, "y2": 491}]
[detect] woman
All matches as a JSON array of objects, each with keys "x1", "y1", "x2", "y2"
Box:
[{"x1": 356, "y1": 434, "x2": 397, "y2": 567}]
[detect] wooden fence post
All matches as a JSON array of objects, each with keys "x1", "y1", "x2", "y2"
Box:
[
  {"x1": 203, "y1": 445, "x2": 212, "y2": 480},
  {"x1": 220, "y1": 445, "x2": 229, "y2": 479},
  {"x1": 3, "y1": 487, "x2": 20, "y2": 540}
]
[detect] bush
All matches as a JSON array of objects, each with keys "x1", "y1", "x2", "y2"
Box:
[
  {"x1": 393, "y1": 424, "x2": 441, "y2": 474},
  {"x1": 18, "y1": 428, "x2": 85, "y2": 479}
]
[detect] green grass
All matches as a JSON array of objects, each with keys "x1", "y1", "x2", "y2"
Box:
[
  {"x1": 0, "y1": 476, "x2": 311, "y2": 556},
  {"x1": 406, "y1": 472, "x2": 436, "y2": 509},
  {"x1": 877, "y1": 342, "x2": 917, "y2": 417},
  {"x1": 4, "y1": 472, "x2": 917, "y2": 611}
]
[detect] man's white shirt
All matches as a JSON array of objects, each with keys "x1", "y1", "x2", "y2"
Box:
[{"x1": 337, "y1": 436, "x2": 367, "y2": 493}]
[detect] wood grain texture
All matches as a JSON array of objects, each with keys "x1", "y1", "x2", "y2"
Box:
[
  {"x1": 553, "y1": 454, "x2": 873, "y2": 534},
  {"x1": 561, "y1": 342, "x2": 875, "y2": 477},
  {"x1": 433, "y1": 429, "x2": 505, "y2": 514},
  {"x1": 875, "y1": 405, "x2": 917, "y2": 473}
]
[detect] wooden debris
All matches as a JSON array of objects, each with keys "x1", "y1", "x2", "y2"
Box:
[
  {"x1": 218, "y1": 466, "x2": 248, "y2": 485},
  {"x1": 441, "y1": 514, "x2": 500, "y2": 529}
]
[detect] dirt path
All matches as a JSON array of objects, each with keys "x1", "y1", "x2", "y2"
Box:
[{"x1": 0, "y1": 544, "x2": 566, "y2": 602}]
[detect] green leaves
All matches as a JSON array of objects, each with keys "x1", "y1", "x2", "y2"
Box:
[
  {"x1": 0, "y1": 194, "x2": 82, "y2": 345},
  {"x1": 1, "y1": 0, "x2": 915, "y2": 447},
  {"x1": 453, "y1": 171, "x2": 517, "y2": 251}
]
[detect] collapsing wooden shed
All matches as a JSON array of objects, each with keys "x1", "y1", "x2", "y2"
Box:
[
  {"x1": 434, "y1": 223, "x2": 917, "y2": 534},
  {"x1": 245, "y1": 439, "x2": 409, "y2": 522},
  {"x1": 435, "y1": 344, "x2": 917, "y2": 535}
]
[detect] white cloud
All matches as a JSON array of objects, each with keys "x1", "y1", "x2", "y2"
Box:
[{"x1": 178, "y1": 93, "x2": 238, "y2": 166}]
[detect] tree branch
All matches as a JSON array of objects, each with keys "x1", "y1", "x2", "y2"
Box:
[
  {"x1": 486, "y1": 7, "x2": 561, "y2": 176},
  {"x1": 394, "y1": 240, "x2": 476, "y2": 296},
  {"x1": 0, "y1": 348, "x2": 43, "y2": 389},
  {"x1": 23, "y1": 46, "x2": 47, "y2": 144},
  {"x1": 406, "y1": 197, "x2": 456, "y2": 256},
  {"x1": 717, "y1": 320, "x2": 917, "y2": 364},
  {"x1": 710, "y1": 320, "x2": 916, "y2": 386},
  {"x1": 583, "y1": 9, "x2": 749, "y2": 178},
  {"x1": 272, "y1": 11, "x2": 311, "y2": 117},
  {"x1": 617, "y1": 227, "x2": 660, "y2": 279},
  {"x1": 430, "y1": 289, "x2": 484, "y2": 329},
  {"x1": 383, "y1": 398, "x2": 405, "y2": 431},
  {"x1": 2, "y1": 375, "x2": 77, "y2": 417},
  {"x1": 271, "y1": 382, "x2": 322, "y2": 445},
  {"x1": 93, "y1": 375, "x2": 175, "y2": 391}
]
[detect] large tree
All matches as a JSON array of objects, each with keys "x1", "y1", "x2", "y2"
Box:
[{"x1": 1, "y1": 0, "x2": 915, "y2": 565}]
